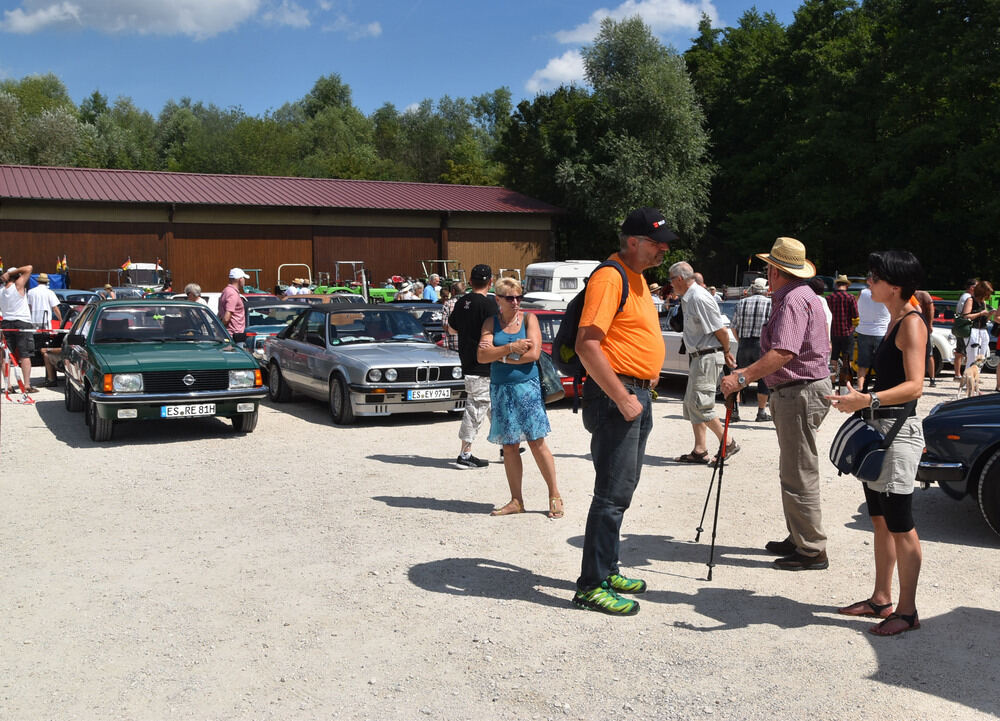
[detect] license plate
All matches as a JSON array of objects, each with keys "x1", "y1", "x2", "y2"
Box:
[
  {"x1": 161, "y1": 403, "x2": 216, "y2": 418},
  {"x1": 407, "y1": 388, "x2": 450, "y2": 400}
]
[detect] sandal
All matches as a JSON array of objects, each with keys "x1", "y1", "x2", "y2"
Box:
[
  {"x1": 490, "y1": 499, "x2": 524, "y2": 516},
  {"x1": 711, "y1": 440, "x2": 740, "y2": 466},
  {"x1": 24, "y1": 386, "x2": 40, "y2": 394},
  {"x1": 676, "y1": 450, "x2": 710, "y2": 464},
  {"x1": 869, "y1": 610, "x2": 920, "y2": 636},
  {"x1": 548, "y1": 497, "x2": 564, "y2": 519},
  {"x1": 837, "y1": 598, "x2": 893, "y2": 618}
]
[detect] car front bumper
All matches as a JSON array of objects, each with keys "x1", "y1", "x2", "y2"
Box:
[
  {"x1": 916, "y1": 459, "x2": 966, "y2": 484},
  {"x1": 90, "y1": 387, "x2": 267, "y2": 420},
  {"x1": 347, "y1": 384, "x2": 467, "y2": 416}
]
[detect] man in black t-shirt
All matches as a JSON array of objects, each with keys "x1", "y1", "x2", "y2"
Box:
[{"x1": 447, "y1": 264, "x2": 498, "y2": 468}]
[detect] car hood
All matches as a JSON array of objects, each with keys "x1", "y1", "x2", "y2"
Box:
[
  {"x1": 92, "y1": 342, "x2": 256, "y2": 371},
  {"x1": 334, "y1": 342, "x2": 458, "y2": 365},
  {"x1": 932, "y1": 392, "x2": 1000, "y2": 416}
]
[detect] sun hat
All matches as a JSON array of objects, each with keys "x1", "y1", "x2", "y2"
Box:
[
  {"x1": 399, "y1": 282, "x2": 413, "y2": 293},
  {"x1": 751, "y1": 277, "x2": 768, "y2": 293},
  {"x1": 755, "y1": 237, "x2": 816, "y2": 279},
  {"x1": 38, "y1": 272, "x2": 50, "y2": 283},
  {"x1": 835, "y1": 274, "x2": 850, "y2": 286}
]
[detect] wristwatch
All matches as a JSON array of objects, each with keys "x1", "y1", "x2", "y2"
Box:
[
  {"x1": 737, "y1": 374, "x2": 747, "y2": 388},
  {"x1": 869, "y1": 391, "x2": 881, "y2": 410}
]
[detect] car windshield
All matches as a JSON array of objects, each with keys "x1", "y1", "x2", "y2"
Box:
[
  {"x1": 92, "y1": 304, "x2": 229, "y2": 343},
  {"x1": 247, "y1": 306, "x2": 302, "y2": 327},
  {"x1": 327, "y1": 309, "x2": 428, "y2": 345}
]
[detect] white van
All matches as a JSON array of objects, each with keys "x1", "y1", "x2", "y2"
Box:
[{"x1": 522, "y1": 260, "x2": 600, "y2": 310}]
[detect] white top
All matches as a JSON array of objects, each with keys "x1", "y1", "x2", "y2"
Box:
[
  {"x1": 1, "y1": 284, "x2": 32, "y2": 322},
  {"x1": 820, "y1": 298, "x2": 833, "y2": 340},
  {"x1": 856, "y1": 288, "x2": 890, "y2": 336},
  {"x1": 956, "y1": 291, "x2": 971, "y2": 316},
  {"x1": 27, "y1": 284, "x2": 60, "y2": 325}
]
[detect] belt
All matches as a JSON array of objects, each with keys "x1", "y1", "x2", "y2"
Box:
[
  {"x1": 688, "y1": 347, "x2": 722, "y2": 359},
  {"x1": 616, "y1": 374, "x2": 653, "y2": 390},
  {"x1": 861, "y1": 406, "x2": 914, "y2": 420},
  {"x1": 771, "y1": 378, "x2": 823, "y2": 392}
]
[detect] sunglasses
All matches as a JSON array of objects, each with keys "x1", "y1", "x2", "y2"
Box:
[{"x1": 497, "y1": 294, "x2": 524, "y2": 302}]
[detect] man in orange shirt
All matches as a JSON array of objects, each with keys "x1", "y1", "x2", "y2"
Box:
[{"x1": 572, "y1": 207, "x2": 672, "y2": 616}]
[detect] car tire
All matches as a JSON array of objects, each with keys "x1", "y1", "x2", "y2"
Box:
[
  {"x1": 64, "y1": 379, "x2": 84, "y2": 412},
  {"x1": 977, "y1": 449, "x2": 1000, "y2": 537},
  {"x1": 87, "y1": 392, "x2": 114, "y2": 442},
  {"x1": 231, "y1": 408, "x2": 259, "y2": 433},
  {"x1": 329, "y1": 374, "x2": 355, "y2": 425},
  {"x1": 268, "y1": 362, "x2": 292, "y2": 402}
]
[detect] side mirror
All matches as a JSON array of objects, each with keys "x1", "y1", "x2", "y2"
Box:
[
  {"x1": 306, "y1": 333, "x2": 325, "y2": 347},
  {"x1": 66, "y1": 333, "x2": 85, "y2": 345}
]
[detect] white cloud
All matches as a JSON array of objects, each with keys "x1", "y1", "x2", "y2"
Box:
[
  {"x1": 525, "y1": 49, "x2": 586, "y2": 94},
  {"x1": 403, "y1": 102, "x2": 420, "y2": 114},
  {"x1": 554, "y1": 0, "x2": 718, "y2": 44},
  {"x1": 260, "y1": 0, "x2": 310, "y2": 28},
  {"x1": 321, "y1": 13, "x2": 380, "y2": 39},
  {"x1": 0, "y1": 0, "x2": 320, "y2": 39}
]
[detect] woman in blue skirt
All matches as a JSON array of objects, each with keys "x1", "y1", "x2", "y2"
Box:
[{"x1": 477, "y1": 277, "x2": 562, "y2": 518}]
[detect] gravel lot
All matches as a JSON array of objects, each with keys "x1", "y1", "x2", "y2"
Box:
[{"x1": 2, "y1": 374, "x2": 998, "y2": 720}]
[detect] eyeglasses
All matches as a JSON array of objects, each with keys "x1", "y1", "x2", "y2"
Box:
[
  {"x1": 497, "y1": 294, "x2": 524, "y2": 302},
  {"x1": 639, "y1": 236, "x2": 670, "y2": 248}
]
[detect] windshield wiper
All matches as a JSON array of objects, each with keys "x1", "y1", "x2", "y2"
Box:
[{"x1": 96, "y1": 337, "x2": 139, "y2": 343}]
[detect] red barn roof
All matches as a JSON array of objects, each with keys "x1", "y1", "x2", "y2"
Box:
[{"x1": 0, "y1": 165, "x2": 562, "y2": 214}]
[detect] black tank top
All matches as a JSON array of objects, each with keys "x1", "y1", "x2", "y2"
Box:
[
  {"x1": 971, "y1": 298, "x2": 988, "y2": 329},
  {"x1": 873, "y1": 310, "x2": 920, "y2": 415}
]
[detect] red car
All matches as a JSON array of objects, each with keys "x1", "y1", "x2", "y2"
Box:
[{"x1": 524, "y1": 309, "x2": 582, "y2": 398}]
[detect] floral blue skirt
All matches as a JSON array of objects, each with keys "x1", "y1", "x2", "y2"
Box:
[{"x1": 488, "y1": 378, "x2": 550, "y2": 445}]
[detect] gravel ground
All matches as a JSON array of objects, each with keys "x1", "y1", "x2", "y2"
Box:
[{"x1": 1, "y1": 374, "x2": 998, "y2": 721}]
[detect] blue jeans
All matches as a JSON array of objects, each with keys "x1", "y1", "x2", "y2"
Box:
[{"x1": 576, "y1": 379, "x2": 654, "y2": 591}]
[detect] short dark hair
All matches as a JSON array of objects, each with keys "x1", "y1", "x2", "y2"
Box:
[
  {"x1": 807, "y1": 277, "x2": 826, "y2": 295},
  {"x1": 868, "y1": 250, "x2": 923, "y2": 301}
]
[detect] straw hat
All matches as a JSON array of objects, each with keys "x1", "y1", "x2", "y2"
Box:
[
  {"x1": 835, "y1": 274, "x2": 850, "y2": 286},
  {"x1": 648, "y1": 282, "x2": 661, "y2": 294},
  {"x1": 755, "y1": 237, "x2": 816, "y2": 279}
]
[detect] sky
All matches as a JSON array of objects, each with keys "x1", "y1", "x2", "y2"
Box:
[{"x1": 0, "y1": 0, "x2": 804, "y2": 118}]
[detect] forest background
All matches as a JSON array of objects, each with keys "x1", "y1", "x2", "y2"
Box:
[{"x1": 2, "y1": 0, "x2": 997, "y2": 288}]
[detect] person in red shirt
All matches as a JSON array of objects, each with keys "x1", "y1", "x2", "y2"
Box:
[{"x1": 219, "y1": 268, "x2": 249, "y2": 339}]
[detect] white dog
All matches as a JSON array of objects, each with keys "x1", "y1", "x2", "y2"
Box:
[{"x1": 956, "y1": 355, "x2": 986, "y2": 399}]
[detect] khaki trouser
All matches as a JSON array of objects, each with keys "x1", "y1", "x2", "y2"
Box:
[{"x1": 769, "y1": 378, "x2": 832, "y2": 556}]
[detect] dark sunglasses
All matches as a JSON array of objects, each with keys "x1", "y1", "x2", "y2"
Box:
[{"x1": 497, "y1": 294, "x2": 524, "y2": 302}]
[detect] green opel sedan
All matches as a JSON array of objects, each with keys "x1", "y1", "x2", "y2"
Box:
[{"x1": 62, "y1": 300, "x2": 266, "y2": 441}]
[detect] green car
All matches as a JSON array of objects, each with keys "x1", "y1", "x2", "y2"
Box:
[{"x1": 62, "y1": 300, "x2": 267, "y2": 441}]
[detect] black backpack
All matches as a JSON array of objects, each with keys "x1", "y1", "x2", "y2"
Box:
[{"x1": 551, "y1": 260, "x2": 629, "y2": 411}]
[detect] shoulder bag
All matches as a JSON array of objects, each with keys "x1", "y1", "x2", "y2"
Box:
[
  {"x1": 829, "y1": 400, "x2": 917, "y2": 482},
  {"x1": 537, "y1": 351, "x2": 566, "y2": 404}
]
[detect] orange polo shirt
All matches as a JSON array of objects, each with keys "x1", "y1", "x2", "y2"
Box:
[{"x1": 579, "y1": 254, "x2": 664, "y2": 381}]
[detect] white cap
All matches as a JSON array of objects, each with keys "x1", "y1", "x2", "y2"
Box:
[
  {"x1": 229, "y1": 267, "x2": 250, "y2": 280},
  {"x1": 751, "y1": 277, "x2": 769, "y2": 292}
]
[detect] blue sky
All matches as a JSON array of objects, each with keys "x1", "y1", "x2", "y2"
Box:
[{"x1": 0, "y1": 0, "x2": 803, "y2": 118}]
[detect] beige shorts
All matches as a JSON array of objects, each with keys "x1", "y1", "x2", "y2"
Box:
[
  {"x1": 682, "y1": 351, "x2": 722, "y2": 424},
  {"x1": 866, "y1": 416, "x2": 923, "y2": 495}
]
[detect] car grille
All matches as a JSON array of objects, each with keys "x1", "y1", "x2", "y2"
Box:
[
  {"x1": 142, "y1": 369, "x2": 230, "y2": 393},
  {"x1": 390, "y1": 366, "x2": 459, "y2": 383}
]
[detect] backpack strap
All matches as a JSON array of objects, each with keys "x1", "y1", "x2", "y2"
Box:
[{"x1": 587, "y1": 259, "x2": 629, "y2": 313}]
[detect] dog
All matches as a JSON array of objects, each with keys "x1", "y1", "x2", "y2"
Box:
[{"x1": 956, "y1": 355, "x2": 986, "y2": 399}]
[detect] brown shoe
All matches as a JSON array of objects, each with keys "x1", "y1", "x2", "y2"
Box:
[
  {"x1": 774, "y1": 549, "x2": 829, "y2": 571},
  {"x1": 765, "y1": 538, "x2": 796, "y2": 555}
]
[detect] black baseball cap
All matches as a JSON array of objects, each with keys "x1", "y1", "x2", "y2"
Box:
[
  {"x1": 470, "y1": 264, "x2": 492, "y2": 281},
  {"x1": 621, "y1": 207, "x2": 678, "y2": 245}
]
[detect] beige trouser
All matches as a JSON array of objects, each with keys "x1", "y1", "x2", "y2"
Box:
[{"x1": 769, "y1": 378, "x2": 832, "y2": 556}]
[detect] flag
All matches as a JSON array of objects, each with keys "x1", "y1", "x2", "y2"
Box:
[
  {"x1": 56, "y1": 256, "x2": 62, "y2": 272},
  {"x1": 121, "y1": 256, "x2": 131, "y2": 270},
  {"x1": 62, "y1": 254, "x2": 68, "y2": 272},
  {"x1": 0, "y1": 256, "x2": 4, "y2": 271}
]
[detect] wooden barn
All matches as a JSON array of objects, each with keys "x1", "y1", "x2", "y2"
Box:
[{"x1": 0, "y1": 165, "x2": 562, "y2": 292}]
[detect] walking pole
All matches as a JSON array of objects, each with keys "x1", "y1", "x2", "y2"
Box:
[
  {"x1": 706, "y1": 393, "x2": 736, "y2": 581},
  {"x1": 694, "y1": 453, "x2": 718, "y2": 543}
]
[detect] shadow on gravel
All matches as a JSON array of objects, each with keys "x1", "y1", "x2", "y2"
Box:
[
  {"x1": 368, "y1": 453, "x2": 469, "y2": 469},
  {"x1": 844, "y1": 496, "x2": 999, "y2": 549},
  {"x1": 261, "y1": 398, "x2": 461, "y2": 428},
  {"x1": 373, "y1": 495, "x2": 495, "y2": 515},
  {"x1": 564, "y1": 533, "x2": 775, "y2": 576},
  {"x1": 408, "y1": 557, "x2": 574, "y2": 609}
]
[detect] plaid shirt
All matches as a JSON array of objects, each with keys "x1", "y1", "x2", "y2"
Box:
[
  {"x1": 826, "y1": 289, "x2": 858, "y2": 338},
  {"x1": 761, "y1": 280, "x2": 831, "y2": 387},
  {"x1": 731, "y1": 293, "x2": 771, "y2": 339},
  {"x1": 440, "y1": 295, "x2": 460, "y2": 350}
]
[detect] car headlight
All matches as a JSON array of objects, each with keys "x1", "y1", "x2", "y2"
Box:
[
  {"x1": 368, "y1": 369, "x2": 383, "y2": 382},
  {"x1": 452, "y1": 366, "x2": 463, "y2": 379},
  {"x1": 385, "y1": 368, "x2": 398, "y2": 381},
  {"x1": 112, "y1": 373, "x2": 143, "y2": 393},
  {"x1": 229, "y1": 369, "x2": 257, "y2": 388}
]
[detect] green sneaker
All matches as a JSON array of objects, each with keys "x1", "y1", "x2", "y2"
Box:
[
  {"x1": 606, "y1": 572, "x2": 647, "y2": 594},
  {"x1": 572, "y1": 581, "x2": 640, "y2": 616}
]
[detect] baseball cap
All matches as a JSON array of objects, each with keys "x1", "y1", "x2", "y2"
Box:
[
  {"x1": 470, "y1": 264, "x2": 492, "y2": 281},
  {"x1": 229, "y1": 267, "x2": 250, "y2": 280},
  {"x1": 621, "y1": 207, "x2": 678, "y2": 245}
]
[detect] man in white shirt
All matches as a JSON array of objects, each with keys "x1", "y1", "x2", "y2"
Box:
[
  {"x1": 27, "y1": 272, "x2": 62, "y2": 328},
  {"x1": 1, "y1": 264, "x2": 37, "y2": 391},
  {"x1": 856, "y1": 286, "x2": 890, "y2": 390}
]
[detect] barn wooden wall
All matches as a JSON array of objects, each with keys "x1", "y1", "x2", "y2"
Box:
[{"x1": 313, "y1": 227, "x2": 438, "y2": 286}]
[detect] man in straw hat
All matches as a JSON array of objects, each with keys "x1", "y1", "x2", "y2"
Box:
[
  {"x1": 720, "y1": 237, "x2": 833, "y2": 571},
  {"x1": 827, "y1": 274, "x2": 858, "y2": 386}
]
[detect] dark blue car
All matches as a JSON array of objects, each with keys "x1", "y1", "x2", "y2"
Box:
[{"x1": 918, "y1": 393, "x2": 1000, "y2": 537}]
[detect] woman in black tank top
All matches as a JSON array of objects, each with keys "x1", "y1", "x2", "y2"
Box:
[{"x1": 826, "y1": 251, "x2": 926, "y2": 637}]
